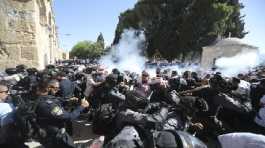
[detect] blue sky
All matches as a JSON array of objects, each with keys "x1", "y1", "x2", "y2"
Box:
[
  {"x1": 53, "y1": 0, "x2": 136, "y2": 51},
  {"x1": 54, "y1": 0, "x2": 265, "y2": 51},
  {"x1": 241, "y1": 0, "x2": 265, "y2": 51}
]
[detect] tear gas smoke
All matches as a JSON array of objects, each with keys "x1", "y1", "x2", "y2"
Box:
[
  {"x1": 215, "y1": 50, "x2": 265, "y2": 76},
  {"x1": 145, "y1": 64, "x2": 200, "y2": 78},
  {"x1": 100, "y1": 29, "x2": 265, "y2": 77},
  {"x1": 99, "y1": 29, "x2": 200, "y2": 76},
  {"x1": 100, "y1": 29, "x2": 146, "y2": 74}
]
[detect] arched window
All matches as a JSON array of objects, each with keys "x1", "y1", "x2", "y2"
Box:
[
  {"x1": 48, "y1": 12, "x2": 52, "y2": 26},
  {"x1": 38, "y1": 0, "x2": 47, "y2": 25}
]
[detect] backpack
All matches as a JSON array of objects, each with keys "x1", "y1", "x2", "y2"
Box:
[
  {"x1": 92, "y1": 103, "x2": 116, "y2": 135},
  {"x1": 14, "y1": 96, "x2": 41, "y2": 140}
]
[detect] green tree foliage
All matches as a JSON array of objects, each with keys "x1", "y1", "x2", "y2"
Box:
[
  {"x1": 114, "y1": 0, "x2": 247, "y2": 60},
  {"x1": 70, "y1": 41, "x2": 104, "y2": 59},
  {"x1": 97, "y1": 32, "x2": 105, "y2": 49}
]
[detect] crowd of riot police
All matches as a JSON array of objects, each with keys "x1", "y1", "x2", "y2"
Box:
[{"x1": 1, "y1": 63, "x2": 265, "y2": 148}]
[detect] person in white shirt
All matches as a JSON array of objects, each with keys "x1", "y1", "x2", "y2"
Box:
[
  {"x1": 134, "y1": 71, "x2": 151, "y2": 98},
  {"x1": 84, "y1": 71, "x2": 102, "y2": 98},
  {"x1": 233, "y1": 79, "x2": 251, "y2": 99},
  {"x1": 218, "y1": 132, "x2": 265, "y2": 148},
  {"x1": 0, "y1": 84, "x2": 15, "y2": 127},
  {"x1": 254, "y1": 95, "x2": 265, "y2": 128},
  {"x1": 0, "y1": 83, "x2": 24, "y2": 148}
]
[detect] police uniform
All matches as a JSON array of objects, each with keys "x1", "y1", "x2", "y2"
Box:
[
  {"x1": 0, "y1": 97, "x2": 27, "y2": 148},
  {"x1": 36, "y1": 95, "x2": 85, "y2": 148},
  {"x1": 58, "y1": 78, "x2": 75, "y2": 98}
]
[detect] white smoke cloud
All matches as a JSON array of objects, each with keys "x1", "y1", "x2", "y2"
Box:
[
  {"x1": 215, "y1": 50, "x2": 264, "y2": 76},
  {"x1": 101, "y1": 29, "x2": 265, "y2": 78},
  {"x1": 100, "y1": 29, "x2": 200, "y2": 76},
  {"x1": 100, "y1": 29, "x2": 146, "y2": 73},
  {"x1": 145, "y1": 64, "x2": 200, "y2": 77}
]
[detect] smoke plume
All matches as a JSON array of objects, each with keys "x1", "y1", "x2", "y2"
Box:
[
  {"x1": 100, "y1": 29, "x2": 203, "y2": 76},
  {"x1": 101, "y1": 28, "x2": 265, "y2": 77},
  {"x1": 215, "y1": 50, "x2": 265, "y2": 76},
  {"x1": 100, "y1": 29, "x2": 146, "y2": 73},
  {"x1": 101, "y1": 28, "x2": 265, "y2": 78}
]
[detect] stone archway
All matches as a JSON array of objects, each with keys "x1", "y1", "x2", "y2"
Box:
[{"x1": 37, "y1": 0, "x2": 47, "y2": 25}]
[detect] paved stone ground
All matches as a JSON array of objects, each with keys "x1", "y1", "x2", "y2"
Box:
[{"x1": 26, "y1": 118, "x2": 99, "y2": 148}]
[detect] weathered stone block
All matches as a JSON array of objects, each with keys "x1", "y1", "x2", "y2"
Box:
[
  {"x1": 0, "y1": 0, "x2": 62, "y2": 70},
  {"x1": 21, "y1": 46, "x2": 36, "y2": 60},
  {"x1": 5, "y1": 44, "x2": 21, "y2": 59}
]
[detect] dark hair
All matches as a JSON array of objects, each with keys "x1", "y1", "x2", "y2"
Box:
[
  {"x1": 36, "y1": 79, "x2": 50, "y2": 94},
  {"x1": 209, "y1": 74, "x2": 225, "y2": 89},
  {"x1": 183, "y1": 71, "x2": 191, "y2": 79},
  {"x1": 172, "y1": 71, "x2": 178, "y2": 76},
  {"x1": 232, "y1": 77, "x2": 240, "y2": 84},
  {"x1": 105, "y1": 74, "x2": 118, "y2": 86},
  {"x1": 156, "y1": 68, "x2": 161, "y2": 74},
  {"x1": 112, "y1": 68, "x2": 120, "y2": 75},
  {"x1": 84, "y1": 67, "x2": 93, "y2": 74},
  {"x1": 142, "y1": 70, "x2": 149, "y2": 77},
  {"x1": 57, "y1": 72, "x2": 66, "y2": 77}
]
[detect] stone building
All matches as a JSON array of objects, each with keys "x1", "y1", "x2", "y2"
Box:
[
  {"x1": 200, "y1": 37, "x2": 258, "y2": 70},
  {"x1": 0, "y1": 0, "x2": 64, "y2": 70}
]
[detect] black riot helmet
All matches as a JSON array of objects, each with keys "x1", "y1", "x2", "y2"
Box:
[
  {"x1": 229, "y1": 77, "x2": 240, "y2": 90},
  {"x1": 168, "y1": 77, "x2": 180, "y2": 91},
  {"x1": 16, "y1": 64, "x2": 27, "y2": 73},
  {"x1": 259, "y1": 78, "x2": 265, "y2": 89},
  {"x1": 26, "y1": 68, "x2": 38, "y2": 75},
  {"x1": 92, "y1": 103, "x2": 116, "y2": 135},
  {"x1": 5, "y1": 68, "x2": 18, "y2": 75},
  {"x1": 112, "y1": 68, "x2": 120, "y2": 75},
  {"x1": 117, "y1": 73, "x2": 125, "y2": 84},
  {"x1": 46, "y1": 64, "x2": 56, "y2": 70},
  {"x1": 105, "y1": 74, "x2": 118, "y2": 88},
  {"x1": 209, "y1": 74, "x2": 227, "y2": 91}
]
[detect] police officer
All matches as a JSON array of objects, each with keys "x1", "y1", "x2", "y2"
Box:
[
  {"x1": 56, "y1": 72, "x2": 75, "y2": 98},
  {"x1": 133, "y1": 71, "x2": 151, "y2": 98},
  {"x1": 0, "y1": 84, "x2": 14, "y2": 126},
  {"x1": 251, "y1": 79, "x2": 265, "y2": 112},
  {"x1": 48, "y1": 79, "x2": 80, "y2": 136},
  {"x1": 48, "y1": 79, "x2": 60, "y2": 96},
  {"x1": 35, "y1": 80, "x2": 89, "y2": 148},
  {"x1": 90, "y1": 74, "x2": 121, "y2": 109},
  {"x1": 95, "y1": 88, "x2": 168, "y2": 147}
]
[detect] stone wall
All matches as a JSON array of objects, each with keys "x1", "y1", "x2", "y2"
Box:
[
  {"x1": 55, "y1": 48, "x2": 69, "y2": 60},
  {"x1": 0, "y1": 0, "x2": 62, "y2": 70}
]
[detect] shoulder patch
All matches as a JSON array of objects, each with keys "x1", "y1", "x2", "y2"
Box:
[
  {"x1": 46, "y1": 100, "x2": 53, "y2": 104},
  {"x1": 51, "y1": 106, "x2": 63, "y2": 116}
]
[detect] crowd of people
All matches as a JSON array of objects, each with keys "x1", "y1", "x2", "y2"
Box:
[{"x1": 1, "y1": 62, "x2": 265, "y2": 148}]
